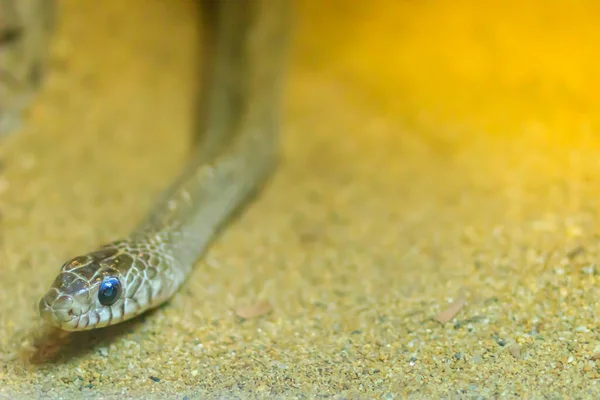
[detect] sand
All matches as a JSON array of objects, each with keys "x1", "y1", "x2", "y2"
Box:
[{"x1": 3, "y1": 0, "x2": 600, "y2": 398}]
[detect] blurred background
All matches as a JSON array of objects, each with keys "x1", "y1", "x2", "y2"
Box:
[{"x1": 299, "y1": 0, "x2": 599, "y2": 137}]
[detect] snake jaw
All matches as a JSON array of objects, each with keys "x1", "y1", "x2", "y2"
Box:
[
  {"x1": 41, "y1": 234, "x2": 202, "y2": 330},
  {"x1": 38, "y1": 290, "x2": 80, "y2": 329},
  {"x1": 39, "y1": 241, "x2": 162, "y2": 330},
  {"x1": 38, "y1": 288, "x2": 107, "y2": 331}
]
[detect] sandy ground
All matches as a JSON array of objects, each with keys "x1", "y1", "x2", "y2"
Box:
[{"x1": 3, "y1": 0, "x2": 600, "y2": 398}]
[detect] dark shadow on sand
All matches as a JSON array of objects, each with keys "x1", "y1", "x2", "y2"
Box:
[{"x1": 23, "y1": 306, "x2": 163, "y2": 365}]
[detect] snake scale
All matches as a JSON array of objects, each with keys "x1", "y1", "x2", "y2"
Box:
[{"x1": 38, "y1": 0, "x2": 290, "y2": 331}]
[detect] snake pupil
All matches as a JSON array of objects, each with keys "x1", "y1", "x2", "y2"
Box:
[{"x1": 98, "y1": 277, "x2": 121, "y2": 306}]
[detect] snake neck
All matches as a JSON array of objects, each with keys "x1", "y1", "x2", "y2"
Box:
[{"x1": 131, "y1": 130, "x2": 278, "y2": 272}]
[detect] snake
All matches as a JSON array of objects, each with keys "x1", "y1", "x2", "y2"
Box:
[{"x1": 37, "y1": 1, "x2": 289, "y2": 331}]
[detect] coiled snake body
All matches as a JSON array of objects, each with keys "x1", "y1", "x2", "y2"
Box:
[{"x1": 38, "y1": 1, "x2": 289, "y2": 331}]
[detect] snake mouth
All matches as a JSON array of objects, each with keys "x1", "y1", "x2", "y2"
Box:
[{"x1": 38, "y1": 294, "x2": 79, "y2": 328}]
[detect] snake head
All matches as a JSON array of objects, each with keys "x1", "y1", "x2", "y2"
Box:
[{"x1": 38, "y1": 242, "x2": 150, "y2": 331}]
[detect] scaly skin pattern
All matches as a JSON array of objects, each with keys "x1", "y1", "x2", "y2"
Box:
[
  {"x1": 38, "y1": 129, "x2": 279, "y2": 331},
  {"x1": 38, "y1": 236, "x2": 184, "y2": 331},
  {"x1": 37, "y1": 0, "x2": 289, "y2": 331}
]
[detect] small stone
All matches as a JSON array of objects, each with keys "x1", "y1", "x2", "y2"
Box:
[
  {"x1": 471, "y1": 352, "x2": 484, "y2": 364},
  {"x1": 508, "y1": 343, "x2": 521, "y2": 359},
  {"x1": 41, "y1": 381, "x2": 53, "y2": 392},
  {"x1": 581, "y1": 265, "x2": 595, "y2": 275},
  {"x1": 192, "y1": 344, "x2": 204, "y2": 356},
  {"x1": 272, "y1": 361, "x2": 288, "y2": 370}
]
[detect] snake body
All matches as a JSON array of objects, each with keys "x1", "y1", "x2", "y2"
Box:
[{"x1": 38, "y1": 1, "x2": 289, "y2": 331}]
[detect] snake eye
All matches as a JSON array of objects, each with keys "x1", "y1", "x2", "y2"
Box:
[{"x1": 98, "y1": 277, "x2": 122, "y2": 306}]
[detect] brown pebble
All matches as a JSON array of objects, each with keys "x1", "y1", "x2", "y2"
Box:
[
  {"x1": 434, "y1": 298, "x2": 466, "y2": 324},
  {"x1": 235, "y1": 300, "x2": 272, "y2": 320}
]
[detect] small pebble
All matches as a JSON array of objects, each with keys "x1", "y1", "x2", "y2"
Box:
[
  {"x1": 508, "y1": 344, "x2": 521, "y2": 359},
  {"x1": 41, "y1": 381, "x2": 53, "y2": 392}
]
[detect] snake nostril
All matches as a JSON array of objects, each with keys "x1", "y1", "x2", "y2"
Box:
[{"x1": 68, "y1": 309, "x2": 74, "y2": 317}]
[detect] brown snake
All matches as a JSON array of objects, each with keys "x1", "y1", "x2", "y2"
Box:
[{"x1": 38, "y1": 1, "x2": 290, "y2": 331}]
